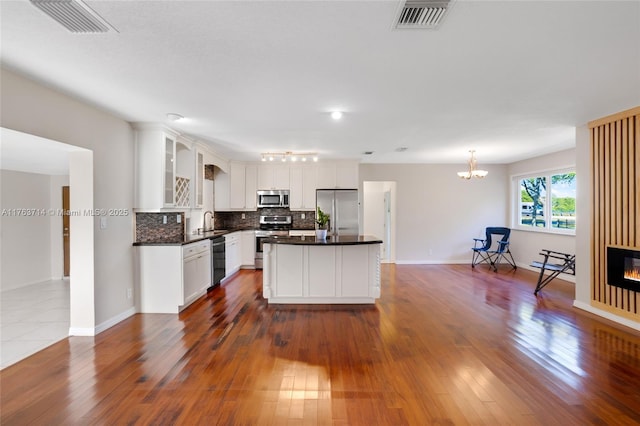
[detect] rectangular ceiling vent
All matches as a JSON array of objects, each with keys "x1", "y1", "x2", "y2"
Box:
[
  {"x1": 395, "y1": 0, "x2": 452, "y2": 29},
  {"x1": 30, "y1": 0, "x2": 115, "y2": 33}
]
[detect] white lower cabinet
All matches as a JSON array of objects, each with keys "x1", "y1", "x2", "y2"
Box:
[
  {"x1": 241, "y1": 230, "x2": 256, "y2": 268},
  {"x1": 138, "y1": 240, "x2": 211, "y2": 314},
  {"x1": 183, "y1": 241, "x2": 211, "y2": 306},
  {"x1": 224, "y1": 232, "x2": 242, "y2": 280}
]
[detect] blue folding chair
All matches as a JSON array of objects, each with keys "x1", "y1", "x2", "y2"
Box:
[{"x1": 472, "y1": 227, "x2": 517, "y2": 272}]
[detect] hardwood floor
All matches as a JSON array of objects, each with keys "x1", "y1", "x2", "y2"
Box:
[{"x1": 2, "y1": 265, "x2": 639, "y2": 425}]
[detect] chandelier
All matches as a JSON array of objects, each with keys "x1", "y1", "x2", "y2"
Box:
[
  {"x1": 261, "y1": 151, "x2": 318, "y2": 163},
  {"x1": 457, "y1": 150, "x2": 488, "y2": 179}
]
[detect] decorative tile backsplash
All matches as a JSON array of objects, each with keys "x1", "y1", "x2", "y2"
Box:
[
  {"x1": 214, "y1": 209, "x2": 316, "y2": 230},
  {"x1": 136, "y1": 212, "x2": 185, "y2": 243},
  {"x1": 136, "y1": 209, "x2": 315, "y2": 243}
]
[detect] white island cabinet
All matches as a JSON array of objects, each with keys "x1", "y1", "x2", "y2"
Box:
[
  {"x1": 137, "y1": 240, "x2": 211, "y2": 313},
  {"x1": 263, "y1": 235, "x2": 382, "y2": 304}
]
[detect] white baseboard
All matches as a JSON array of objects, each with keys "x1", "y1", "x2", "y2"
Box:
[
  {"x1": 573, "y1": 300, "x2": 640, "y2": 332},
  {"x1": 68, "y1": 327, "x2": 95, "y2": 336},
  {"x1": 68, "y1": 306, "x2": 136, "y2": 337},
  {"x1": 395, "y1": 260, "x2": 468, "y2": 265},
  {"x1": 95, "y1": 306, "x2": 136, "y2": 335}
]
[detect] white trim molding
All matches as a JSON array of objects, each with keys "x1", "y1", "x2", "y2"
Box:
[{"x1": 69, "y1": 306, "x2": 136, "y2": 336}]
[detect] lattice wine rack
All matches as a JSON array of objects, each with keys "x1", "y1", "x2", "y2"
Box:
[{"x1": 175, "y1": 177, "x2": 190, "y2": 207}]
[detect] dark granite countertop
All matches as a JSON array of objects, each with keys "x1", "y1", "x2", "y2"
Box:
[
  {"x1": 133, "y1": 230, "x2": 231, "y2": 246},
  {"x1": 263, "y1": 235, "x2": 382, "y2": 246},
  {"x1": 134, "y1": 227, "x2": 320, "y2": 246}
]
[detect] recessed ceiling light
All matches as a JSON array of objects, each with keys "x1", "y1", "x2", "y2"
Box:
[
  {"x1": 166, "y1": 113, "x2": 184, "y2": 122},
  {"x1": 331, "y1": 111, "x2": 343, "y2": 120}
]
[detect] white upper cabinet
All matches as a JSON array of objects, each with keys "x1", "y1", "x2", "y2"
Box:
[
  {"x1": 317, "y1": 161, "x2": 359, "y2": 189},
  {"x1": 258, "y1": 164, "x2": 290, "y2": 190},
  {"x1": 214, "y1": 167, "x2": 230, "y2": 211},
  {"x1": 215, "y1": 162, "x2": 258, "y2": 211},
  {"x1": 245, "y1": 165, "x2": 257, "y2": 210},
  {"x1": 214, "y1": 161, "x2": 357, "y2": 212},
  {"x1": 134, "y1": 125, "x2": 179, "y2": 209},
  {"x1": 290, "y1": 165, "x2": 317, "y2": 210},
  {"x1": 289, "y1": 167, "x2": 303, "y2": 209},
  {"x1": 174, "y1": 138, "x2": 193, "y2": 208},
  {"x1": 302, "y1": 166, "x2": 318, "y2": 208},
  {"x1": 194, "y1": 150, "x2": 204, "y2": 208},
  {"x1": 316, "y1": 164, "x2": 336, "y2": 189},
  {"x1": 229, "y1": 163, "x2": 246, "y2": 209},
  {"x1": 336, "y1": 162, "x2": 359, "y2": 188}
]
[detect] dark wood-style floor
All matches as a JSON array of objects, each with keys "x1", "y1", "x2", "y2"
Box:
[{"x1": 2, "y1": 264, "x2": 640, "y2": 425}]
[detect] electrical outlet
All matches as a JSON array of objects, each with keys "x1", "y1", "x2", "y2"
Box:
[
  {"x1": 176, "y1": 214, "x2": 181, "y2": 223},
  {"x1": 163, "y1": 215, "x2": 167, "y2": 224},
  {"x1": 127, "y1": 288, "x2": 133, "y2": 299},
  {"x1": 241, "y1": 213, "x2": 245, "y2": 219},
  {"x1": 100, "y1": 217, "x2": 107, "y2": 229},
  {"x1": 301, "y1": 213, "x2": 305, "y2": 219}
]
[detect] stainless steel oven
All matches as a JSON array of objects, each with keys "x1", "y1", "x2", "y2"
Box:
[{"x1": 255, "y1": 215, "x2": 292, "y2": 269}]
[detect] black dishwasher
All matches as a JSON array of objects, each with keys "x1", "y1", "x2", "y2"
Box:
[{"x1": 210, "y1": 236, "x2": 226, "y2": 289}]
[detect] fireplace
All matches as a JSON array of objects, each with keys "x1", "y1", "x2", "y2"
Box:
[{"x1": 607, "y1": 246, "x2": 640, "y2": 292}]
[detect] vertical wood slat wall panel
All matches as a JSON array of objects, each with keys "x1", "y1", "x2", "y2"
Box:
[
  {"x1": 615, "y1": 122, "x2": 622, "y2": 308},
  {"x1": 589, "y1": 106, "x2": 640, "y2": 320},
  {"x1": 591, "y1": 127, "x2": 598, "y2": 302},
  {"x1": 629, "y1": 114, "x2": 640, "y2": 315}
]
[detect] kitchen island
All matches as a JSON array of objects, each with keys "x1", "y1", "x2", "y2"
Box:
[{"x1": 262, "y1": 235, "x2": 382, "y2": 304}]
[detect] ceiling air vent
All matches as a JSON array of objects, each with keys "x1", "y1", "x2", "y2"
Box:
[
  {"x1": 395, "y1": 0, "x2": 452, "y2": 29},
  {"x1": 30, "y1": 0, "x2": 115, "y2": 33}
]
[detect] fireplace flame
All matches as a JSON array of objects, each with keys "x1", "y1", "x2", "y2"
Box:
[{"x1": 624, "y1": 265, "x2": 640, "y2": 282}]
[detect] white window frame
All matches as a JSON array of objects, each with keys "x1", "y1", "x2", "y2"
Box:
[{"x1": 511, "y1": 167, "x2": 576, "y2": 235}]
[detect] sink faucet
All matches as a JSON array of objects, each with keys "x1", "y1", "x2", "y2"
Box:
[{"x1": 203, "y1": 211, "x2": 214, "y2": 232}]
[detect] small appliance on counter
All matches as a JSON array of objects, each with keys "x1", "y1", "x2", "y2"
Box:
[
  {"x1": 257, "y1": 189, "x2": 289, "y2": 208},
  {"x1": 255, "y1": 215, "x2": 292, "y2": 269}
]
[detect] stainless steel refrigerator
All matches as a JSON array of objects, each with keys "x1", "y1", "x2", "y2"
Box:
[{"x1": 316, "y1": 189, "x2": 359, "y2": 236}]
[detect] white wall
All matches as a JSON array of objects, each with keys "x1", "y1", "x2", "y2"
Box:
[
  {"x1": 574, "y1": 126, "x2": 591, "y2": 305},
  {"x1": 1, "y1": 68, "x2": 135, "y2": 332},
  {"x1": 359, "y1": 164, "x2": 508, "y2": 263},
  {"x1": 0, "y1": 170, "x2": 53, "y2": 290},
  {"x1": 507, "y1": 148, "x2": 576, "y2": 275}
]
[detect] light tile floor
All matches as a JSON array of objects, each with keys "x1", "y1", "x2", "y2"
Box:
[{"x1": 1, "y1": 279, "x2": 69, "y2": 369}]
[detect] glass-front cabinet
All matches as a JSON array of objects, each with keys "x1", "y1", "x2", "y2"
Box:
[
  {"x1": 164, "y1": 135, "x2": 175, "y2": 206},
  {"x1": 195, "y1": 150, "x2": 204, "y2": 208}
]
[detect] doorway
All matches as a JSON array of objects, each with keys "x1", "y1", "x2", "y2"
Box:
[
  {"x1": 363, "y1": 181, "x2": 397, "y2": 263},
  {"x1": 1, "y1": 127, "x2": 95, "y2": 337}
]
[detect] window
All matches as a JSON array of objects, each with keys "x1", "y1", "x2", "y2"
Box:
[{"x1": 515, "y1": 170, "x2": 576, "y2": 234}]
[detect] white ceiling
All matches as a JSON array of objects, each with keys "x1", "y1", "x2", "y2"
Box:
[{"x1": 1, "y1": 0, "x2": 639, "y2": 164}]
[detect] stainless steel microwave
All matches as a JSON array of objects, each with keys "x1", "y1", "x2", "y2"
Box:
[{"x1": 257, "y1": 190, "x2": 289, "y2": 208}]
